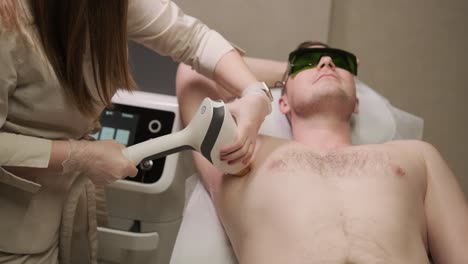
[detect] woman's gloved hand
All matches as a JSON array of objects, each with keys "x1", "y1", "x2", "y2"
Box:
[
  {"x1": 220, "y1": 88, "x2": 271, "y2": 165},
  {"x1": 62, "y1": 139, "x2": 138, "y2": 185}
]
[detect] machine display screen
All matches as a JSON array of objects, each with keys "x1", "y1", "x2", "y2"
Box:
[{"x1": 91, "y1": 110, "x2": 139, "y2": 146}]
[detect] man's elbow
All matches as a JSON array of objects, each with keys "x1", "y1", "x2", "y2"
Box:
[
  {"x1": 175, "y1": 63, "x2": 195, "y2": 98},
  {"x1": 175, "y1": 63, "x2": 217, "y2": 126},
  {"x1": 176, "y1": 63, "x2": 214, "y2": 99}
]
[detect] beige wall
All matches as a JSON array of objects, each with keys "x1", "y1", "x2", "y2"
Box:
[
  {"x1": 174, "y1": 0, "x2": 332, "y2": 60},
  {"x1": 174, "y1": 0, "x2": 468, "y2": 195},
  {"x1": 329, "y1": 0, "x2": 468, "y2": 195}
]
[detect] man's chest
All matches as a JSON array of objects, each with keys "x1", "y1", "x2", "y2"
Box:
[
  {"x1": 259, "y1": 144, "x2": 409, "y2": 180},
  {"x1": 219, "y1": 143, "x2": 429, "y2": 264},
  {"x1": 243, "y1": 143, "x2": 426, "y2": 218}
]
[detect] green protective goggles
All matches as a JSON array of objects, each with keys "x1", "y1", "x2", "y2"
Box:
[{"x1": 288, "y1": 48, "x2": 358, "y2": 77}]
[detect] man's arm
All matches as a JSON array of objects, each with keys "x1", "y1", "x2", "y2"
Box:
[
  {"x1": 176, "y1": 63, "x2": 227, "y2": 194},
  {"x1": 175, "y1": 57, "x2": 285, "y2": 194},
  {"x1": 176, "y1": 57, "x2": 286, "y2": 123},
  {"x1": 243, "y1": 57, "x2": 287, "y2": 88},
  {"x1": 422, "y1": 142, "x2": 468, "y2": 263}
]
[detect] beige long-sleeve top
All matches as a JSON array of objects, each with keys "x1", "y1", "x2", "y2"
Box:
[{"x1": 0, "y1": 0, "x2": 234, "y2": 262}]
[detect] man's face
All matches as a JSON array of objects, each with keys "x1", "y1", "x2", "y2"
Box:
[{"x1": 279, "y1": 45, "x2": 359, "y2": 120}]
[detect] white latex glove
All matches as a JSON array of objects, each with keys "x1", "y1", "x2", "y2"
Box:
[
  {"x1": 62, "y1": 139, "x2": 138, "y2": 185},
  {"x1": 220, "y1": 91, "x2": 270, "y2": 165}
]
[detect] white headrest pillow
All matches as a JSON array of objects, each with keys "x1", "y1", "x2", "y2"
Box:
[{"x1": 170, "y1": 79, "x2": 424, "y2": 264}]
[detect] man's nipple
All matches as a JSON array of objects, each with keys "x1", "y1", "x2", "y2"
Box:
[{"x1": 392, "y1": 164, "x2": 406, "y2": 177}]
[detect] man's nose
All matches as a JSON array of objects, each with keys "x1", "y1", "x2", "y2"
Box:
[{"x1": 318, "y1": 56, "x2": 336, "y2": 71}]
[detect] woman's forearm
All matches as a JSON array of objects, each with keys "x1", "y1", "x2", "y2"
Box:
[
  {"x1": 3, "y1": 140, "x2": 70, "y2": 178},
  {"x1": 213, "y1": 50, "x2": 288, "y2": 92},
  {"x1": 212, "y1": 50, "x2": 258, "y2": 96}
]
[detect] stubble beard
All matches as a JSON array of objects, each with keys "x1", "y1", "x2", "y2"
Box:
[{"x1": 292, "y1": 87, "x2": 356, "y2": 121}]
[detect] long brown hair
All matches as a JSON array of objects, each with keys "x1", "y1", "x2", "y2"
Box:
[{"x1": 1, "y1": 0, "x2": 136, "y2": 117}]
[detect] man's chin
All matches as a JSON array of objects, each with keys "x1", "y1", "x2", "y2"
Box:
[
  {"x1": 310, "y1": 86, "x2": 347, "y2": 98},
  {"x1": 294, "y1": 92, "x2": 355, "y2": 117}
]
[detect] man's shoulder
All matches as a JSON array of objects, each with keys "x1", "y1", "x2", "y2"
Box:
[
  {"x1": 345, "y1": 140, "x2": 429, "y2": 162},
  {"x1": 256, "y1": 134, "x2": 294, "y2": 153},
  {"x1": 253, "y1": 135, "x2": 297, "y2": 163},
  {"x1": 382, "y1": 139, "x2": 436, "y2": 153},
  {"x1": 377, "y1": 139, "x2": 442, "y2": 166},
  {"x1": 257, "y1": 134, "x2": 291, "y2": 144}
]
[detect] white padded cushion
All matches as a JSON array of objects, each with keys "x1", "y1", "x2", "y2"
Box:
[
  {"x1": 170, "y1": 179, "x2": 236, "y2": 264},
  {"x1": 170, "y1": 79, "x2": 424, "y2": 264}
]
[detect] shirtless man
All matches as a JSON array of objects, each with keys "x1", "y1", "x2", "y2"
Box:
[{"x1": 175, "y1": 42, "x2": 468, "y2": 264}]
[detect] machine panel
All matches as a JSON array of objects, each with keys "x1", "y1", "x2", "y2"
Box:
[{"x1": 94, "y1": 104, "x2": 175, "y2": 183}]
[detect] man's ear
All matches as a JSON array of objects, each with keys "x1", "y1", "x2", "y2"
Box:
[
  {"x1": 279, "y1": 95, "x2": 291, "y2": 115},
  {"x1": 353, "y1": 97, "x2": 359, "y2": 114}
]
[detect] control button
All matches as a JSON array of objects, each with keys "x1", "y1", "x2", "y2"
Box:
[
  {"x1": 148, "y1": 120, "x2": 162, "y2": 134},
  {"x1": 139, "y1": 160, "x2": 153, "y2": 171}
]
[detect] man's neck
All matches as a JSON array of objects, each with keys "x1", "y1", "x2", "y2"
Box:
[{"x1": 291, "y1": 115, "x2": 352, "y2": 153}]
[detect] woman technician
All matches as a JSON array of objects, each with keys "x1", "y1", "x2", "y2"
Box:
[{"x1": 0, "y1": 0, "x2": 271, "y2": 263}]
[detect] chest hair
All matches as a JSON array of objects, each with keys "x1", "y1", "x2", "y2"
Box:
[{"x1": 267, "y1": 147, "x2": 391, "y2": 178}]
